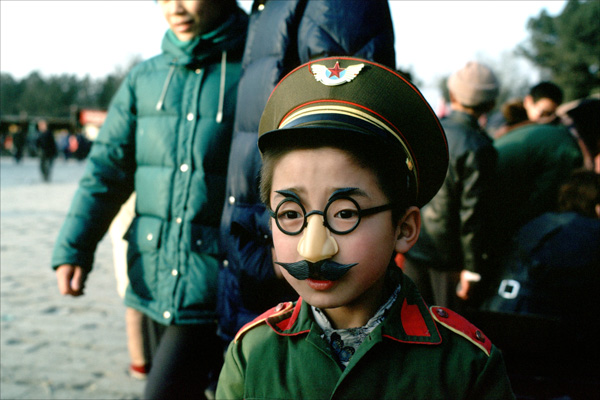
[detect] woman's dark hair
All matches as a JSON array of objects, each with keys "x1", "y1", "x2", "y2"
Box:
[{"x1": 260, "y1": 129, "x2": 412, "y2": 224}]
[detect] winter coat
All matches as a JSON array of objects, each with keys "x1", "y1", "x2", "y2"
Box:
[
  {"x1": 406, "y1": 111, "x2": 497, "y2": 274},
  {"x1": 218, "y1": 0, "x2": 396, "y2": 341},
  {"x1": 51, "y1": 9, "x2": 248, "y2": 325},
  {"x1": 216, "y1": 267, "x2": 515, "y2": 400},
  {"x1": 491, "y1": 122, "x2": 583, "y2": 251}
]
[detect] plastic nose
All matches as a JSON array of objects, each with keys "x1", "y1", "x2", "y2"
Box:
[{"x1": 297, "y1": 214, "x2": 339, "y2": 262}]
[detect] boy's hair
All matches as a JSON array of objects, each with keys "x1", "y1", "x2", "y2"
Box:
[
  {"x1": 529, "y1": 81, "x2": 563, "y2": 105},
  {"x1": 558, "y1": 169, "x2": 600, "y2": 218},
  {"x1": 260, "y1": 130, "x2": 410, "y2": 224}
]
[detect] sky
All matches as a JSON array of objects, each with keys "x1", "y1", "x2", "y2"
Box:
[{"x1": 1, "y1": 0, "x2": 567, "y2": 107}]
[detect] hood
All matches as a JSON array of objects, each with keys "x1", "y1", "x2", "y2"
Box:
[{"x1": 155, "y1": 7, "x2": 247, "y2": 117}]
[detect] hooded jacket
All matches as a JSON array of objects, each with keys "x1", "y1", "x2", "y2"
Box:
[
  {"x1": 51, "y1": 9, "x2": 248, "y2": 325},
  {"x1": 218, "y1": 0, "x2": 396, "y2": 341}
]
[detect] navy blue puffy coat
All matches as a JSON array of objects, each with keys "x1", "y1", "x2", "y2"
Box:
[{"x1": 218, "y1": 0, "x2": 396, "y2": 341}]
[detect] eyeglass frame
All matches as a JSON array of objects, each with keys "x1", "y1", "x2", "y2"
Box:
[{"x1": 268, "y1": 192, "x2": 397, "y2": 236}]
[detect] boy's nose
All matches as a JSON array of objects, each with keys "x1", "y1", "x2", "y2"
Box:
[{"x1": 297, "y1": 214, "x2": 339, "y2": 263}]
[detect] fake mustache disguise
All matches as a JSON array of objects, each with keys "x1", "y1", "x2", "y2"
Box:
[{"x1": 276, "y1": 259, "x2": 357, "y2": 281}]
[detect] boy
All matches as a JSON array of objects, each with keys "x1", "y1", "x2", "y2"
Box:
[{"x1": 216, "y1": 57, "x2": 514, "y2": 399}]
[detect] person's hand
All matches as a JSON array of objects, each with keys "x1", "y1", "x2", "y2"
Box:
[
  {"x1": 456, "y1": 270, "x2": 481, "y2": 300},
  {"x1": 56, "y1": 264, "x2": 88, "y2": 296}
]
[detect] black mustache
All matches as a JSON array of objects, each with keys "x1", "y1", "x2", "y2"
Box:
[{"x1": 276, "y1": 259, "x2": 357, "y2": 281}]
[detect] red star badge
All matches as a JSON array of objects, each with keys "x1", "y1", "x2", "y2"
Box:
[{"x1": 327, "y1": 62, "x2": 345, "y2": 78}]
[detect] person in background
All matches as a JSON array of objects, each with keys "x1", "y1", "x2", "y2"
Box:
[
  {"x1": 490, "y1": 103, "x2": 584, "y2": 268},
  {"x1": 404, "y1": 62, "x2": 500, "y2": 310},
  {"x1": 36, "y1": 120, "x2": 57, "y2": 182},
  {"x1": 51, "y1": 1, "x2": 248, "y2": 398},
  {"x1": 522, "y1": 81, "x2": 564, "y2": 123},
  {"x1": 479, "y1": 169, "x2": 600, "y2": 397},
  {"x1": 10, "y1": 124, "x2": 26, "y2": 163},
  {"x1": 216, "y1": 56, "x2": 514, "y2": 399},
  {"x1": 489, "y1": 81, "x2": 564, "y2": 139},
  {"x1": 492, "y1": 98, "x2": 530, "y2": 139},
  {"x1": 218, "y1": 0, "x2": 396, "y2": 345}
]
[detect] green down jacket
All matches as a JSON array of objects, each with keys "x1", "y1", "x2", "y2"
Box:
[
  {"x1": 217, "y1": 268, "x2": 515, "y2": 399},
  {"x1": 51, "y1": 9, "x2": 248, "y2": 325}
]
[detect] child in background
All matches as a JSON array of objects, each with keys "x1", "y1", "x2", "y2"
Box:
[{"x1": 216, "y1": 57, "x2": 514, "y2": 399}]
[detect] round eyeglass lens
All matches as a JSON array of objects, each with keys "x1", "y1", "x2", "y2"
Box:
[
  {"x1": 325, "y1": 197, "x2": 360, "y2": 234},
  {"x1": 275, "y1": 198, "x2": 305, "y2": 235}
]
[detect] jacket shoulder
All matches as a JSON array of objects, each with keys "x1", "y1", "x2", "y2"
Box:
[
  {"x1": 430, "y1": 306, "x2": 492, "y2": 356},
  {"x1": 234, "y1": 301, "x2": 294, "y2": 342}
]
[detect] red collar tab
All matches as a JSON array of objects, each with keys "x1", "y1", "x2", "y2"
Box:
[{"x1": 400, "y1": 298, "x2": 431, "y2": 337}]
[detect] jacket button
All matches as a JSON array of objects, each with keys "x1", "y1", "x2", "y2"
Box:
[
  {"x1": 475, "y1": 330, "x2": 485, "y2": 342},
  {"x1": 171, "y1": 269, "x2": 178, "y2": 276},
  {"x1": 195, "y1": 69, "x2": 201, "y2": 74},
  {"x1": 223, "y1": 260, "x2": 229, "y2": 268},
  {"x1": 163, "y1": 311, "x2": 171, "y2": 319},
  {"x1": 228, "y1": 196, "x2": 235, "y2": 205},
  {"x1": 187, "y1": 113, "x2": 194, "y2": 121},
  {"x1": 176, "y1": 217, "x2": 182, "y2": 224},
  {"x1": 180, "y1": 164, "x2": 189, "y2": 172},
  {"x1": 146, "y1": 233, "x2": 153, "y2": 241},
  {"x1": 196, "y1": 239, "x2": 203, "y2": 246},
  {"x1": 436, "y1": 308, "x2": 448, "y2": 318}
]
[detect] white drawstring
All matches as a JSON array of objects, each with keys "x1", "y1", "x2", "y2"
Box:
[
  {"x1": 156, "y1": 63, "x2": 176, "y2": 111},
  {"x1": 216, "y1": 50, "x2": 227, "y2": 123}
]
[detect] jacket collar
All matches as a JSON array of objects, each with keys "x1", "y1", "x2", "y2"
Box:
[{"x1": 265, "y1": 267, "x2": 442, "y2": 345}]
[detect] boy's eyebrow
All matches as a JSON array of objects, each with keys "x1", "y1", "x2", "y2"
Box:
[
  {"x1": 274, "y1": 189, "x2": 301, "y2": 200},
  {"x1": 273, "y1": 187, "x2": 369, "y2": 204},
  {"x1": 330, "y1": 187, "x2": 367, "y2": 199}
]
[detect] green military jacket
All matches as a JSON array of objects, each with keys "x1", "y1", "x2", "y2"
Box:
[{"x1": 217, "y1": 269, "x2": 515, "y2": 399}]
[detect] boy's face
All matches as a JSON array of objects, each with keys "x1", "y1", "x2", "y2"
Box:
[
  {"x1": 270, "y1": 147, "x2": 419, "y2": 320},
  {"x1": 158, "y1": 0, "x2": 228, "y2": 41}
]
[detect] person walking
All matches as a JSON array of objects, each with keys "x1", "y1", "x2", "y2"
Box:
[
  {"x1": 51, "y1": 1, "x2": 248, "y2": 398},
  {"x1": 36, "y1": 120, "x2": 57, "y2": 181}
]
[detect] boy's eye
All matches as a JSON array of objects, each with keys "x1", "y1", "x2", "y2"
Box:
[
  {"x1": 334, "y1": 209, "x2": 359, "y2": 220},
  {"x1": 278, "y1": 210, "x2": 302, "y2": 220}
]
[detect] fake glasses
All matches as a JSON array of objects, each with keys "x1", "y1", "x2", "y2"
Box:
[{"x1": 269, "y1": 191, "x2": 395, "y2": 236}]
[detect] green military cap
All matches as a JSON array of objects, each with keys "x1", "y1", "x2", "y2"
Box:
[{"x1": 258, "y1": 56, "x2": 448, "y2": 207}]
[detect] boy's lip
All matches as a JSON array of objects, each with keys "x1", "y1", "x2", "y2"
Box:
[{"x1": 306, "y1": 279, "x2": 335, "y2": 291}]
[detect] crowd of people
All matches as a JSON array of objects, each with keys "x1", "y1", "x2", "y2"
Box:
[{"x1": 48, "y1": 1, "x2": 598, "y2": 399}]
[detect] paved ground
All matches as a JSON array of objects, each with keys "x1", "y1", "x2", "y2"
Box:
[{"x1": 1, "y1": 157, "x2": 146, "y2": 399}]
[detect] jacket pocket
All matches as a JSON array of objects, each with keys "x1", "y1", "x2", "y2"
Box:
[
  {"x1": 124, "y1": 216, "x2": 163, "y2": 301},
  {"x1": 126, "y1": 216, "x2": 162, "y2": 252}
]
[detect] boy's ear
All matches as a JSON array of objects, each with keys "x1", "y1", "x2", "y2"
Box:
[{"x1": 394, "y1": 206, "x2": 421, "y2": 254}]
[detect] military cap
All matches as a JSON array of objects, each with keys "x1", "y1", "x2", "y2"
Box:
[{"x1": 258, "y1": 56, "x2": 448, "y2": 207}]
